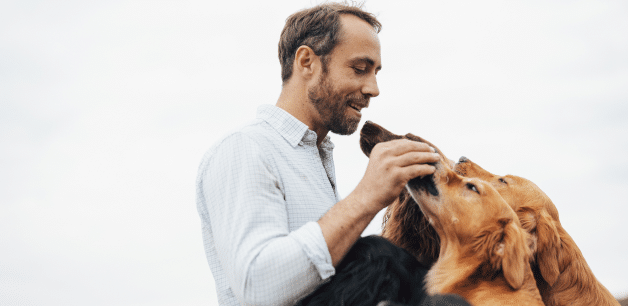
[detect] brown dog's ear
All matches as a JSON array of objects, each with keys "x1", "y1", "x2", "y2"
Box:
[
  {"x1": 405, "y1": 133, "x2": 443, "y2": 158},
  {"x1": 381, "y1": 189, "x2": 440, "y2": 267},
  {"x1": 359, "y1": 121, "x2": 403, "y2": 157},
  {"x1": 488, "y1": 218, "x2": 530, "y2": 290},
  {"x1": 405, "y1": 133, "x2": 454, "y2": 168}
]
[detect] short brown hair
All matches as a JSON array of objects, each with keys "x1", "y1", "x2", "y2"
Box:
[{"x1": 278, "y1": 2, "x2": 381, "y2": 83}]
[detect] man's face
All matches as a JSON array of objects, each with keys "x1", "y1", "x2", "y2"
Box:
[
  {"x1": 307, "y1": 14, "x2": 381, "y2": 135},
  {"x1": 307, "y1": 67, "x2": 366, "y2": 135}
]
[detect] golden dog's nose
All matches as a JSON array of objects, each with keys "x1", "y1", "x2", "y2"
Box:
[{"x1": 459, "y1": 156, "x2": 469, "y2": 163}]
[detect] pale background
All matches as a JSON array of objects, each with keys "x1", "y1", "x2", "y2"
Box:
[{"x1": 1, "y1": 0, "x2": 627, "y2": 305}]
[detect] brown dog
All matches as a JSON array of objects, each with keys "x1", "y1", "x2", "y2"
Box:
[
  {"x1": 454, "y1": 157, "x2": 620, "y2": 306},
  {"x1": 360, "y1": 122, "x2": 544, "y2": 305},
  {"x1": 360, "y1": 121, "x2": 442, "y2": 267}
]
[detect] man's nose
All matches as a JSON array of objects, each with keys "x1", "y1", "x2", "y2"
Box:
[{"x1": 362, "y1": 74, "x2": 379, "y2": 98}]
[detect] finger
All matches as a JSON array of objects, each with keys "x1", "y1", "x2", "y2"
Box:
[
  {"x1": 376, "y1": 139, "x2": 435, "y2": 157},
  {"x1": 394, "y1": 151, "x2": 441, "y2": 168},
  {"x1": 403, "y1": 163, "x2": 437, "y2": 181}
]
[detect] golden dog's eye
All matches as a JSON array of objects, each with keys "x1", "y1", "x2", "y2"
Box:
[
  {"x1": 498, "y1": 178, "x2": 507, "y2": 184},
  {"x1": 466, "y1": 183, "x2": 479, "y2": 194}
]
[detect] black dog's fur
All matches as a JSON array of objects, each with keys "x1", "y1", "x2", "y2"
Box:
[
  {"x1": 297, "y1": 236, "x2": 471, "y2": 305},
  {"x1": 298, "y1": 235, "x2": 430, "y2": 306}
]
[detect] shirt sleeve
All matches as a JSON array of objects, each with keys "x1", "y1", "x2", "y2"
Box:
[{"x1": 200, "y1": 132, "x2": 334, "y2": 306}]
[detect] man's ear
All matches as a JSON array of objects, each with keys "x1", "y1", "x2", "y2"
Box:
[
  {"x1": 359, "y1": 121, "x2": 403, "y2": 157},
  {"x1": 293, "y1": 45, "x2": 320, "y2": 79}
]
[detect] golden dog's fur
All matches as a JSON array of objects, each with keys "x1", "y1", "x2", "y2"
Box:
[
  {"x1": 360, "y1": 122, "x2": 544, "y2": 305},
  {"x1": 359, "y1": 121, "x2": 620, "y2": 306},
  {"x1": 408, "y1": 161, "x2": 544, "y2": 305},
  {"x1": 454, "y1": 158, "x2": 620, "y2": 306}
]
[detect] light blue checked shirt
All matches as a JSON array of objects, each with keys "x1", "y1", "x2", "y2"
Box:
[{"x1": 196, "y1": 105, "x2": 338, "y2": 305}]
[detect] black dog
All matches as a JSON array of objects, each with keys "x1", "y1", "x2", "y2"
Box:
[{"x1": 298, "y1": 235, "x2": 470, "y2": 306}]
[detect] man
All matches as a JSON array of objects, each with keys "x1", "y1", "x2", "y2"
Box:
[{"x1": 196, "y1": 3, "x2": 440, "y2": 305}]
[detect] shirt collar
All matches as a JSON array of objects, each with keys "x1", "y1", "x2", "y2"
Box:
[{"x1": 257, "y1": 104, "x2": 334, "y2": 149}]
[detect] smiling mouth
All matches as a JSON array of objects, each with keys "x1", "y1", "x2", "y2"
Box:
[
  {"x1": 349, "y1": 101, "x2": 369, "y2": 113},
  {"x1": 349, "y1": 104, "x2": 361, "y2": 112}
]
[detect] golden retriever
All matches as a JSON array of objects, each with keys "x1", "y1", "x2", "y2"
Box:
[
  {"x1": 360, "y1": 120, "x2": 620, "y2": 306},
  {"x1": 360, "y1": 122, "x2": 544, "y2": 305},
  {"x1": 454, "y1": 157, "x2": 620, "y2": 306}
]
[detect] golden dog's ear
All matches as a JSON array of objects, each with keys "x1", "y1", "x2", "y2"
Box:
[
  {"x1": 490, "y1": 218, "x2": 530, "y2": 290},
  {"x1": 517, "y1": 207, "x2": 561, "y2": 286},
  {"x1": 534, "y1": 210, "x2": 561, "y2": 286},
  {"x1": 359, "y1": 121, "x2": 403, "y2": 157}
]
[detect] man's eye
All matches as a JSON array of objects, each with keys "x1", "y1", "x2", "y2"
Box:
[
  {"x1": 466, "y1": 183, "x2": 479, "y2": 194},
  {"x1": 353, "y1": 67, "x2": 367, "y2": 74}
]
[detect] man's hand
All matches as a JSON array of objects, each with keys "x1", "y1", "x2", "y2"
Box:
[
  {"x1": 351, "y1": 139, "x2": 440, "y2": 214},
  {"x1": 318, "y1": 139, "x2": 439, "y2": 267}
]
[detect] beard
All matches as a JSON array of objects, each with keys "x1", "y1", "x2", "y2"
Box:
[{"x1": 307, "y1": 73, "x2": 369, "y2": 135}]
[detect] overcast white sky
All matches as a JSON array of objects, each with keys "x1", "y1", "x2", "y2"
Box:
[{"x1": 1, "y1": 0, "x2": 627, "y2": 305}]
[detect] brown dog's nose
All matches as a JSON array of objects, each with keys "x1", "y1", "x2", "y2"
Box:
[{"x1": 458, "y1": 156, "x2": 469, "y2": 163}]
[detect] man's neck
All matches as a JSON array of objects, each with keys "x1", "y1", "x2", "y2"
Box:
[{"x1": 276, "y1": 85, "x2": 329, "y2": 147}]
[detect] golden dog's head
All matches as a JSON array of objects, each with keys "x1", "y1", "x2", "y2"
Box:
[
  {"x1": 406, "y1": 160, "x2": 533, "y2": 290},
  {"x1": 359, "y1": 122, "x2": 532, "y2": 286},
  {"x1": 453, "y1": 157, "x2": 563, "y2": 287}
]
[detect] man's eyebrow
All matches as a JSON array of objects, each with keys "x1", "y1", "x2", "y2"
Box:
[{"x1": 350, "y1": 57, "x2": 382, "y2": 70}]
